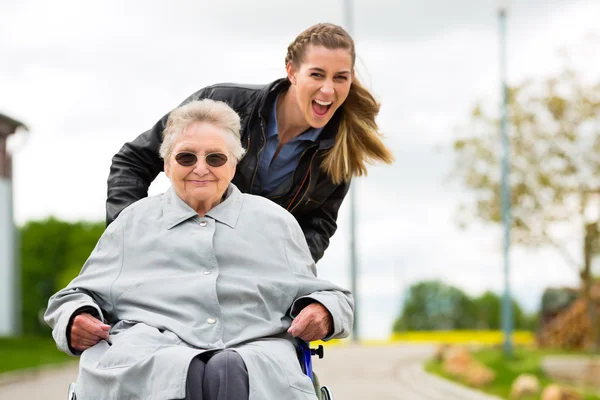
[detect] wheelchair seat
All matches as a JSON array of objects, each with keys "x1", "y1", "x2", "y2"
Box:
[{"x1": 67, "y1": 339, "x2": 333, "y2": 400}]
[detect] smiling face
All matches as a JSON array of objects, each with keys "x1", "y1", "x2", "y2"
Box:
[
  {"x1": 287, "y1": 44, "x2": 353, "y2": 129},
  {"x1": 164, "y1": 121, "x2": 236, "y2": 212}
]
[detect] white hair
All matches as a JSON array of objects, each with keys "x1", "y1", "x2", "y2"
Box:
[{"x1": 159, "y1": 99, "x2": 246, "y2": 163}]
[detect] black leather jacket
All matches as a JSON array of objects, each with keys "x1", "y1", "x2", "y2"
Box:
[{"x1": 106, "y1": 78, "x2": 350, "y2": 262}]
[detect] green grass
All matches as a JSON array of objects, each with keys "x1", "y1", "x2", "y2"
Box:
[
  {"x1": 425, "y1": 347, "x2": 600, "y2": 400},
  {"x1": 0, "y1": 336, "x2": 75, "y2": 374}
]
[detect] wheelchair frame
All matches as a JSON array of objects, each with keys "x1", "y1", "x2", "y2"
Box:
[{"x1": 297, "y1": 339, "x2": 333, "y2": 400}]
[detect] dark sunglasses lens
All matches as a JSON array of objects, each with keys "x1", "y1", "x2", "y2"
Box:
[
  {"x1": 205, "y1": 153, "x2": 228, "y2": 167},
  {"x1": 175, "y1": 153, "x2": 197, "y2": 166}
]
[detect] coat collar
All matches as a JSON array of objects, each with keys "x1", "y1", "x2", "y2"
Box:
[{"x1": 163, "y1": 184, "x2": 243, "y2": 230}]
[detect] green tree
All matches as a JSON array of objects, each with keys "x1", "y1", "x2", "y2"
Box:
[
  {"x1": 393, "y1": 280, "x2": 477, "y2": 331},
  {"x1": 472, "y1": 291, "x2": 536, "y2": 331},
  {"x1": 57, "y1": 221, "x2": 106, "y2": 289},
  {"x1": 392, "y1": 281, "x2": 536, "y2": 332},
  {"x1": 451, "y1": 55, "x2": 600, "y2": 348},
  {"x1": 20, "y1": 218, "x2": 71, "y2": 335},
  {"x1": 19, "y1": 218, "x2": 104, "y2": 335},
  {"x1": 472, "y1": 291, "x2": 501, "y2": 330}
]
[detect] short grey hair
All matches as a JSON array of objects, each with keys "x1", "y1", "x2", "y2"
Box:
[{"x1": 159, "y1": 99, "x2": 246, "y2": 162}]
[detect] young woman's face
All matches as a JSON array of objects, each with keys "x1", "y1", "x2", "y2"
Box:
[{"x1": 288, "y1": 44, "x2": 353, "y2": 129}]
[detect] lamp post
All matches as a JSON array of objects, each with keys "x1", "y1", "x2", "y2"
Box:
[
  {"x1": 498, "y1": 1, "x2": 513, "y2": 356},
  {"x1": 0, "y1": 113, "x2": 28, "y2": 336},
  {"x1": 343, "y1": 0, "x2": 359, "y2": 343}
]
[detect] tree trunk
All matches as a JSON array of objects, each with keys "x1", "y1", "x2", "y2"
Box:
[{"x1": 583, "y1": 222, "x2": 599, "y2": 351}]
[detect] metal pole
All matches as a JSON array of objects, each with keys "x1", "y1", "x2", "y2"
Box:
[
  {"x1": 343, "y1": 0, "x2": 359, "y2": 343},
  {"x1": 499, "y1": 5, "x2": 513, "y2": 356}
]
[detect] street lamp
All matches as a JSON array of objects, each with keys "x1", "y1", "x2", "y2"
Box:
[
  {"x1": 0, "y1": 112, "x2": 28, "y2": 336},
  {"x1": 498, "y1": 0, "x2": 514, "y2": 356},
  {"x1": 343, "y1": 0, "x2": 359, "y2": 344}
]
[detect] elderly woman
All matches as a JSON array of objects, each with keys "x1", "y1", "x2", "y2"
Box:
[{"x1": 45, "y1": 99, "x2": 353, "y2": 400}]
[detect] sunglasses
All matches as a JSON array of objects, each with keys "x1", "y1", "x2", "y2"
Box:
[{"x1": 173, "y1": 152, "x2": 229, "y2": 168}]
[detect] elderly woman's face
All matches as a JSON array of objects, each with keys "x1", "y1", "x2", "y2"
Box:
[{"x1": 165, "y1": 121, "x2": 236, "y2": 209}]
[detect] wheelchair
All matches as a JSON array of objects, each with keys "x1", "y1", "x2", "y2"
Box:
[
  {"x1": 296, "y1": 339, "x2": 333, "y2": 400},
  {"x1": 67, "y1": 339, "x2": 333, "y2": 400}
]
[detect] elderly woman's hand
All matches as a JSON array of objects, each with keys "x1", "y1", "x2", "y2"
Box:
[
  {"x1": 287, "y1": 302, "x2": 333, "y2": 342},
  {"x1": 70, "y1": 313, "x2": 110, "y2": 351}
]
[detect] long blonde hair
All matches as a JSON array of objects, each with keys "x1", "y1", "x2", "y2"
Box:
[{"x1": 285, "y1": 23, "x2": 394, "y2": 184}]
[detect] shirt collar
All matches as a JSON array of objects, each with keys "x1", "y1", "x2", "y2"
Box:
[
  {"x1": 300, "y1": 126, "x2": 323, "y2": 142},
  {"x1": 206, "y1": 185, "x2": 243, "y2": 228},
  {"x1": 266, "y1": 94, "x2": 280, "y2": 139},
  {"x1": 163, "y1": 184, "x2": 243, "y2": 230},
  {"x1": 268, "y1": 94, "x2": 324, "y2": 142}
]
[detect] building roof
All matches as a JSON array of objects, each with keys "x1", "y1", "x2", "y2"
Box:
[{"x1": 0, "y1": 112, "x2": 28, "y2": 138}]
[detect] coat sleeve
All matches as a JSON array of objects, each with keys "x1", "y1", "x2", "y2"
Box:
[
  {"x1": 44, "y1": 219, "x2": 125, "y2": 356},
  {"x1": 106, "y1": 87, "x2": 214, "y2": 225},
  {"x1": 284, "y1": 216, "x2": 354, "y2": 341},
  {"x1": 299, "y1": 179, "x2": 350, "y2": 263}
]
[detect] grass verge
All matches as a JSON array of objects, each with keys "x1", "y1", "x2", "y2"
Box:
[
  {"x1": 0, "y1": 336, "x2": 74, "y2": 375},
  {"x1": 425, "y1": 347, "x2": 600, "y2": 400}
]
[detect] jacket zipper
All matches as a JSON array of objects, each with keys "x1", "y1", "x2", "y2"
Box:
[
  {"x1": 289, "y1": 150, "x2": 318, "y2": 213},
  {"x1": 249, "y1": 116, "x2": 267, "y2": 193},
  {"x1": 268, "y1": 145, "x2": 315, "y2": 200}
]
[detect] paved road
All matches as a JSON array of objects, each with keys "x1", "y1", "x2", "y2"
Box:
[
  {"x1": 0, "y1": 344, "x2": 501, "y2": 400},
  {"x1": 314, "y1": 344, "x2": 502, "y2": 400}
]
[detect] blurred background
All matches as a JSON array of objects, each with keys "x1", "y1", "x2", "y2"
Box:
[{"x1": 2, "y1": 0, "x2": 600, "y2": 398}]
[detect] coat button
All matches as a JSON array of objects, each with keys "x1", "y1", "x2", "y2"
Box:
[
  {"x1": 203, "y1": 270, "x2": 212, "y2": 275},
  {"x1": 207, "y1": 318, "x2": 217, "y2": 324},
  {"x1": 199, "y1": 220, "x2": 208, "y2": 227}
]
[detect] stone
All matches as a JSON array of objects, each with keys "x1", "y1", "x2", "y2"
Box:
[
  {"x1": 541, "y1": 384, "x2": 582, "y2": 400},
  {"x1": 464, "y1": 362, "x2": 495, "y2": 387},
  {"x1": 509, "y1": 374, "x2": 540, "y2": 399},
  {"x1": 582, "y1": 360, "x2": 600, "y2": 388},
  {"x1": 442, "y1": 346, "x2": 473, "y2": 376}
]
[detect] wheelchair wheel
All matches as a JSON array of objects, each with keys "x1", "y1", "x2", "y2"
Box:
[
  {"x1": 320, "y1": 385, "x2": 333, "y2": 400},
  {"x1": 67, "y1": 382, "x2": 77, "y2": 400}
]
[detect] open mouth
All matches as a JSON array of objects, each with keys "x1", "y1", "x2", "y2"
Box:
[{"x1": 312, "y1": 99, "x2": 332, "y2": 117}]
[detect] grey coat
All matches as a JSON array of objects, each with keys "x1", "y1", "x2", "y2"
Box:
[{"x1": 45, "y1": 184, "x2": 353, "y2": 400}]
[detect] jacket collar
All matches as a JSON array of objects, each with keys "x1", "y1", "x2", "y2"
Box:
[{"x1": 163, "y1": 184, "x2": 243, "y2": 230}]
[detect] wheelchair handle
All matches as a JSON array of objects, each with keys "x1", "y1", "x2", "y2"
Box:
[{"x1": 311, "y1": 345, "x2": 324, "y2": 359}]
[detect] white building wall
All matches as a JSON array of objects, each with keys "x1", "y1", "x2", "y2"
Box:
[{"x1": 0, "y1": 178, "x2": 17, "y2": 335}]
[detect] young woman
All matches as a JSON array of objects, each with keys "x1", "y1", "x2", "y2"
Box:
[{"x1": 107, "y1": 22, "x2": 394, "y2": 263}]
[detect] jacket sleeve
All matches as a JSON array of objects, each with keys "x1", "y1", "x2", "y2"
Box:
[
  {"x1": 44, "y1": 219, "x2": 124, "y2": 356},
  {"x1": 284, "y1": 215, "x2": 354, "y2": 341},
  {"x1": 299, "y1": 179, "x2": 351, "y2": 263},
  {"x1": 106, "y1": 87, "x2": 213, "y2": 225}
]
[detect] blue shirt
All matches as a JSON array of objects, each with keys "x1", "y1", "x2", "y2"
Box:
[{"x1": 252, "y1": 96, "x2": 323, "y2": 195}]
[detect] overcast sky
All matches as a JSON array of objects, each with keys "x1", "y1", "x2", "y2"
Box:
[{"x1": 2, "y1": 0, "x2": 600, "y2": 338}]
